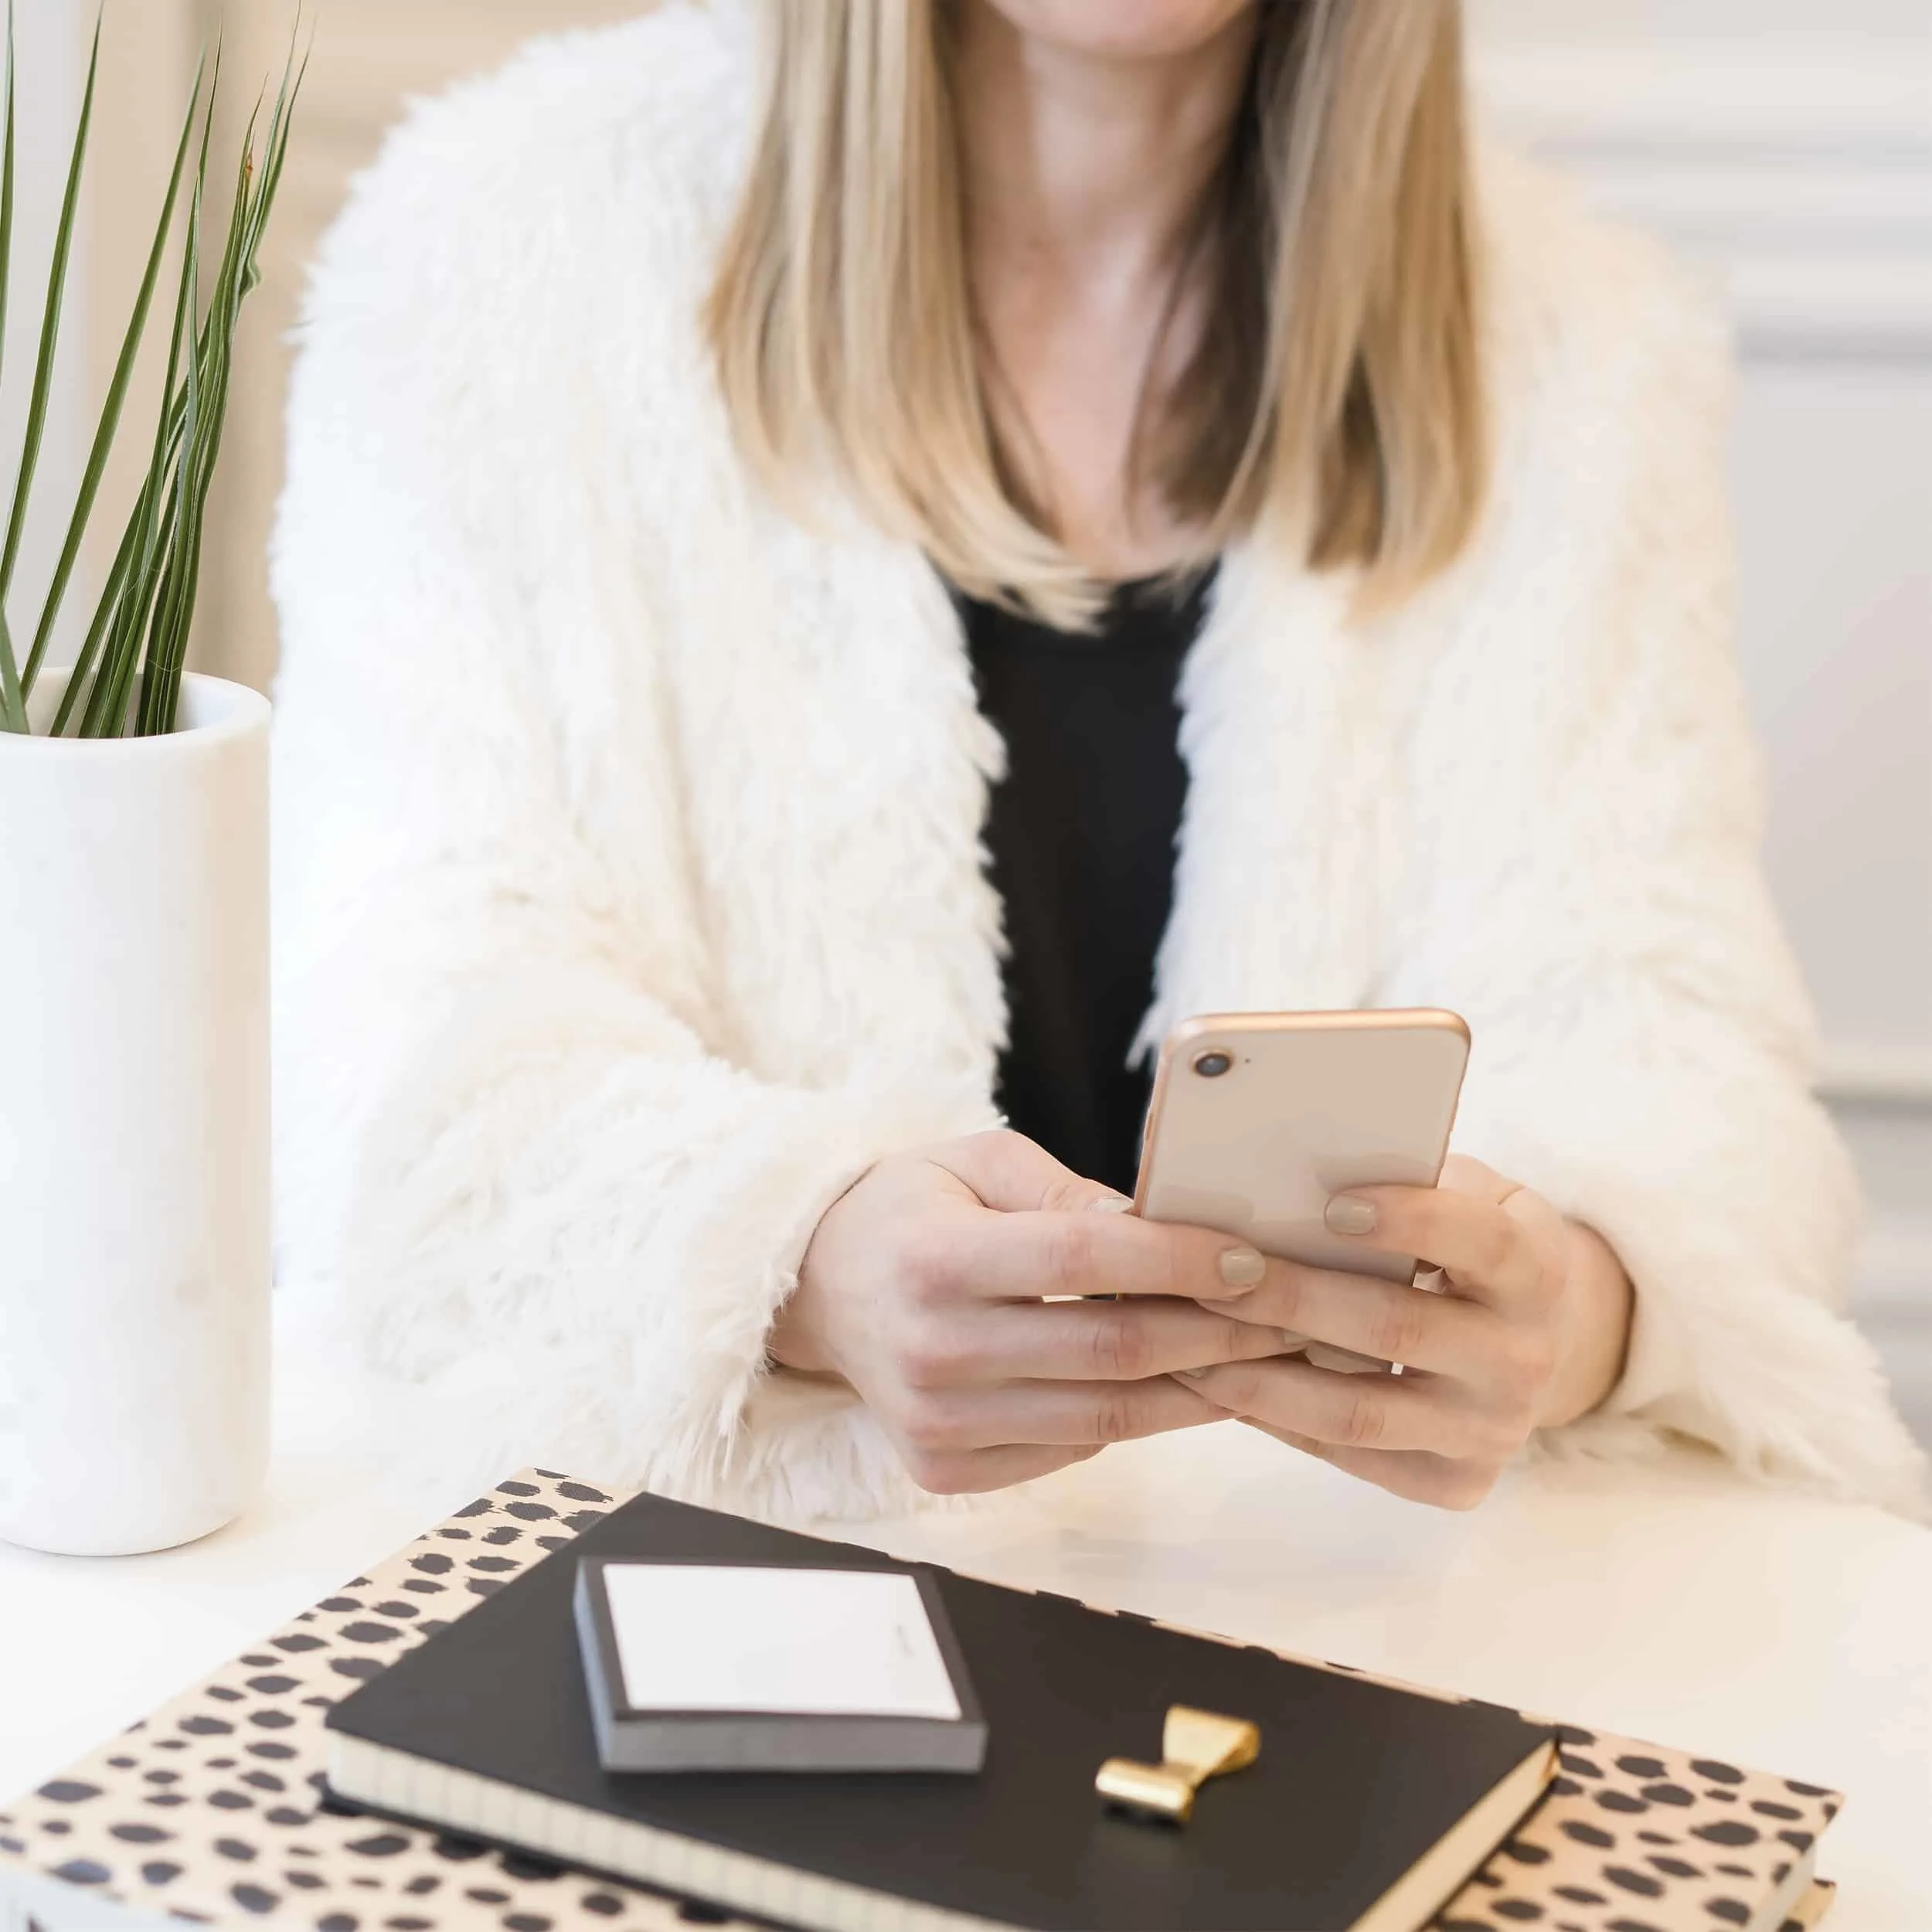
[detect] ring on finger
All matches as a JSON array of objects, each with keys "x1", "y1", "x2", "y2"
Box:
[{"x1": 1303, "y1": 1342, "x2": 1391, "y2": 1376}]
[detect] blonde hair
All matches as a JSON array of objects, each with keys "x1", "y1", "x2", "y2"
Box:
[{"x1": 705, "y1": 0, "x2": 1485, "y2": 626}]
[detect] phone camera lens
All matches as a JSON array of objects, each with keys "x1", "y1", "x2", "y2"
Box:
[{"x1": 1192, "y1": 1049, "x2": 1233, "y2": 1078}]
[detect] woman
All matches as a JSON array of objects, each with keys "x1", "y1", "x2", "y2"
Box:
[{"x1": 270, "y1": 0, "x2": 1926, "y2": 1520}]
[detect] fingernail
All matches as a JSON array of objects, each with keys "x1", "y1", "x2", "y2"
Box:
[
  {"x1": 1087, "y1": 1194, "x2": 1134, "y2": 1214},
  {"x1": 1176, "y1": 1366, "x2": 1207, "y2": 1380},
  {"x1": 1216, "y1": 1244, "x2": 1267, "y2": 1290},
  {"x1": 1278, "y1": 1331, "x2": 1308, "y2": 1353},
  {"x1": 1325, "y1": 1195, "x2": 1378, "y2": 1235}
]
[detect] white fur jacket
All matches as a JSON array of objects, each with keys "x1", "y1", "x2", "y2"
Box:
[{"x1": 268, "y1": 1, "x2": 1927, "y2": 1522}]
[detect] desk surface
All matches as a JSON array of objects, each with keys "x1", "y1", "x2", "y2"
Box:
[{"x1": 2, "y1": 1325, "x2": 1928, "y2": 1930}]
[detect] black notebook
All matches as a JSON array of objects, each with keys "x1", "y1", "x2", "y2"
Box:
[{"x1": 324, "y1": 1490, "x2": 1553, "y2": 1932}]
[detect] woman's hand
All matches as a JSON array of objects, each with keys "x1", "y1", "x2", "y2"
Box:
[
  {"x1": 1178, "y1": 1155, "x2": 1634, "y2": 1509},
  {"x1": 771, "y1": 1130, "x2": 1292, "y2": 1495}
]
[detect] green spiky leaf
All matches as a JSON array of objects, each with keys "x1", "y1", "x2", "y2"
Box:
[
  {"x1": 12, "y1": 12, "x2": 302, "y2": 738},
  {"x1": 0, "y1": 14, "x2": 99, "y2": 605},
  {"x1": 22, "y1": 56, "x2": 206, "y2": 697}
]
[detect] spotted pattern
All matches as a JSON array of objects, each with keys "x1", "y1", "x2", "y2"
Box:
[
  {"x1": 1430, "y1": 1723, "x2": 1840, "y2": 1932},
  {"x1": 0, "y1": 1471, "x2": 1840, "y2": 1932},
  {"x1": 0, "y1": 1475, "x2": 724, "y2": 1932}
]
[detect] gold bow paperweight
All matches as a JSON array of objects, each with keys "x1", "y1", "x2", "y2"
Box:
[{"x1": 1096, "y1": 1704, "x2": 1260, "y2": 1825}]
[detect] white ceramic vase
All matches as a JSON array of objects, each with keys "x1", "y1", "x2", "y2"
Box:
[{"x1": 0, "y1": 669, "x2": 270, "y2": 1555}]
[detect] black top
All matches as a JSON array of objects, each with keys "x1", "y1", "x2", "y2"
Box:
[{"x1": 960, "y1": 568, "x2": 1216, "y2": 1194}]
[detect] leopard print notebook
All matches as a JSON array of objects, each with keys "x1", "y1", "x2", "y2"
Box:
[{"x1": 0, "y1": 1471, "x2": 1838, "y2": 1932}]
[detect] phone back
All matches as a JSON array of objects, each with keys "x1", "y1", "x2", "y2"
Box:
[{"x1": 1134, "y1": 1011, "x2": 1469, "y2": 1283}]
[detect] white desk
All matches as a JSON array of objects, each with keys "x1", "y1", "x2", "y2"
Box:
[{"x1": 4, "y1": 1317, "x2": 1929, "y2": 1930}]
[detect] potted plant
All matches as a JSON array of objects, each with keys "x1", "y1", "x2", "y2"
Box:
[{"x1": 0, "y1": 16, "x2": 301, "y2": 1555}]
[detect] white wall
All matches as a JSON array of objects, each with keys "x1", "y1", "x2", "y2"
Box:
[{"x1": 1467, "y1": 0, "x2": 1932, "y2": 1435}]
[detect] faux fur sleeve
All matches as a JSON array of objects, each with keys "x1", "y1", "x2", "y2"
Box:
[
  {"x1": 268, "y1": 54, "x2": 976, "y2": 1524},
  {"x1": 1384, "y1": 211, "x2": 1927, "y2": 1517}
]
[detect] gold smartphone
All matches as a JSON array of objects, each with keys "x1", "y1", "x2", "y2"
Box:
[{"x1": 1133, "y1": 1009, "x2": 1470, "y2": 1284}]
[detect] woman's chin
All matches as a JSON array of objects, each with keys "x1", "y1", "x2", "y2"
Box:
[{"x1": 970, "y1": 0, "x2": 1259, "y2": 65}]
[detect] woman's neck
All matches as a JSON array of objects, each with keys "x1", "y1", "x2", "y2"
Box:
[
  {"x1": 954, "y1": 5, "x2": 1256, "y2": 292},
  {"x1": 951, "y1": 2, "x2": 1257, "y2": 579}
]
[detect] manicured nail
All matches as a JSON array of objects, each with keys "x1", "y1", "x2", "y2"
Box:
[
  {"x1": 1087, "y1": 1194, "x2": 1134, "y2": 1214},
  {"x1": 1217, "y1": 1245, "x2": 1267, "y2": 1290},
  {"x1": 1325, "y1": 1195, "x2": 1378, "y2": 1235}
]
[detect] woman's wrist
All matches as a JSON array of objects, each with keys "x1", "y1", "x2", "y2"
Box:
[
  {"x1": 769, "y1": 1168, "x2": 880, "y2": 1378},
  {"x1": 768, "y1": 1268, "x2": 838, "y2": 1376},
  {"x1": 1535, "y1": 1219, "x2": 1636, "y2": 1429}
]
